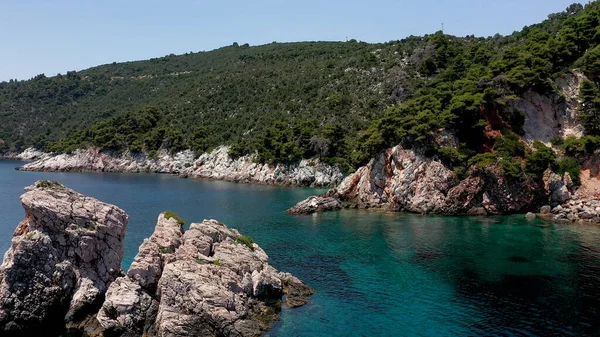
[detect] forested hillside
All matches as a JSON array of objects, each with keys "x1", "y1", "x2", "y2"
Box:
[{"x1": 2, "y1": 2, "x2": 600, "y2": 180}]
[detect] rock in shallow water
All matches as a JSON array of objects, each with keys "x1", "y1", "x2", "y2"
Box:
[
  {"x1": 99, "y1": 217, "x2": 315, "y2": 337},
  {"x1": 0, "y1": 181, "x2": 314, "y2": 337},
  {"x1": 286, "y1": 196, "x2": 342, "y2": 215}
]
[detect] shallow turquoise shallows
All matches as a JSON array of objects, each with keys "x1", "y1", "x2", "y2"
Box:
[{"x1": 1, "y1": 159, "x2": 600, "y2": 337}]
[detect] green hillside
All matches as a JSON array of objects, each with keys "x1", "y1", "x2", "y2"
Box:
[{"x1": 1, "y1": 2, "x2": 600, "y2": 179}]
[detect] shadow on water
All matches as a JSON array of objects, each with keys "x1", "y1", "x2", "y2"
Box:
[{"x1": 398, "y1": 215, "x2": 600, "y2": 337}]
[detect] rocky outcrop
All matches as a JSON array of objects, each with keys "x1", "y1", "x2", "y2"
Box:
[
  {"x1": 543, "y1": 169, "x2": 573, "y2": 204},
  {"x1": 289, "y1": 146, "x2": 546, "y2": 216},
  {"x1": 0, "y1": 181, "x2": 313, "y2": 336},
  {"x1": 326, "y1": 147, "x2": 458, "y2": 213},
  {"x1": 0, "y1": 180, "x2": 128, "y2": 336},
  {"x1": 98, "y1": 216, "x2": 314, "y2": 337},
  {"x1": 287, "y1": 196, "x2": 342, "y2": 215},
  {"x1": 18, "y1": 146, "x2": 343, "y2": 188}
]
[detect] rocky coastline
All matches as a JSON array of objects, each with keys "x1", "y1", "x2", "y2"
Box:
[
  {"x1": 0, "y1": 181, "x2": 314, "y2": 337},
  {"x1": 0, "y1": 148, "x2": 47, "y2": 161},
  {"x1": 15, "y1": 146, "x2": 343, "y2": 188},
  {"x1": 287, "y1": 145, "x2": 591, "y2": 218}
]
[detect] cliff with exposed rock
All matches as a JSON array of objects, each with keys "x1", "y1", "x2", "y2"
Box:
[{"x1": 288, "y1": 146, "x2": 565, "y2": 216}]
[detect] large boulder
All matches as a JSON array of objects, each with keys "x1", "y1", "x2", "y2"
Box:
[
  {"x1": 287, "y1": 196, "x2": 342, "y2": 215},
  {"x1": 543, "y1": 169, "x2": 572, "y2": 204},
  {"x1": 0, "y1": 180, "x2": 128, "y2": 336}
]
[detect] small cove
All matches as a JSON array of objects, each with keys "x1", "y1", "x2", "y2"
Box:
[{"x1": 1, "y1": 159, "x2": 599, "y2": 336}]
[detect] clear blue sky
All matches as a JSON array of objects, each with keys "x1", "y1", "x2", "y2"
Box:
[{"x1": 0, "y1": 0, "x2": 581, "y2": 81}]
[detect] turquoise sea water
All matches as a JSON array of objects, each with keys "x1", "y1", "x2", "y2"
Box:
[{"x1": 1, "y1": 159, "x2": 600, "y2": 336}]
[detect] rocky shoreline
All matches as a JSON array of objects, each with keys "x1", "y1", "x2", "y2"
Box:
[
  {"x1": 287, "y1": 145, "x2": 592, "y2": 218},
  {"x1": 0, "y1": 148, "x2": 47, "y2": 161},
  {"x1": 0, "y1": 181, "x2": 314, "y2": 337},
  {"x1": 537, "y1": 197, "x2": 600, "y2": 224},
  {"x1": 15, "y1": 146, "x2": 343, "y2": 188}
]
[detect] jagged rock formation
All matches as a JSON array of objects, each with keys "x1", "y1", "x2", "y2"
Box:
[
  {"x1": 0, "y1": 180, "x2": 129, "y2": 336},
  {"x1": 288, "y1": 146, "x2": 548, "y2": 216},
  {"x1": 0, "y1": 181, "x2": 313, "y2": 337},
  {"x1": 97, "y1": 215, "x2": 314, "y2": 337},
  {"x1": 18, "y1": 146, "x2": 343, "y2": 188}
]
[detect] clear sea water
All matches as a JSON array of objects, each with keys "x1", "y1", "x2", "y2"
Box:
[{"x1": 1, "y1": 159, "x2": 600, "y2": 337}]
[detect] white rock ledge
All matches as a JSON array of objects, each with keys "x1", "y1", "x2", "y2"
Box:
[{"x1": 18, "y1": 146, "x2": 344, "y2": 188}]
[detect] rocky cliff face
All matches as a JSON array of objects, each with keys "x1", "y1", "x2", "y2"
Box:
[
  {"x1": 0, "y1": 181, "x2": 313, "y2": 337},
  {"x1": 18, "y1": 146, "x2": 343, "y2": 188},
  {"x1": 511, "y1": 71, "x2": 585, "y2": 145},
  {"x1": 288, "y1": 146, "x2": 549, "y2": 216},
  {"x1": 289, "y1": 72, "x2": 594, "y2": 216},
  {"x1": 0, "y1": 180, "x2": 128, "y2": 336}
]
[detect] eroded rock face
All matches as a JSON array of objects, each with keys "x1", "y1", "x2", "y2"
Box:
[
  {"x1": 511, "y1": 71, "x2": 586, "y2": 145},
  {"x1": 288, "y1": 146, "x2": 547, "y2": 216},
  {"x1": 0, "y1": 181, "x2": 128, "y2": 336},
  {"x1": 18, "y1": 146, "x2": 343, "y2": 188},
  {"x1": 98, "y1": 217, "x2": 314, "y2": 337},
  {"x1": 326, "y1": 146, "x2": 458, "y2": 213}
]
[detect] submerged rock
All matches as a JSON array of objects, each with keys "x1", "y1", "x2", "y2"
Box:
[
  {"x1": 0, "y1": 180, "x2": 128, "y2": 336},
  {"x1": 98, "y1": 217, "x2": 315, "y2": 337}
]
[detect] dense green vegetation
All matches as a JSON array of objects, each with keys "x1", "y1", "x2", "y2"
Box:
[
  {"x1": 354, "y1": 2, "x2": 600, "y2": 180},
  {"x1": 0, "y1": 40, "x2": 406, "y2": 158},
  {"x1": 163, "y1": 211, "x2": 185, "y2": 225},
  {"x1": 2, "y1": 2, "x2": 600, "y2": 183}
]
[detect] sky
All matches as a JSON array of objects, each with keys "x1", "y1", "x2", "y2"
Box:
[{"x1": 0, "y1": 0, "x2": 582, "y2": 81}]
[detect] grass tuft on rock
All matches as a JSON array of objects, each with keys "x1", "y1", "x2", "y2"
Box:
[
  {"x1": 236, "y1": 235, "x2": 255, "y2": 251},
  {"x1": 36, "y1": 180, "x2": 65, "y2": 189},
  {"x1": 162, "y1": 211, "x2": 185, "y2": 225}
]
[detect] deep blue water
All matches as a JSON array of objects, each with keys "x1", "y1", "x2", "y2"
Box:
[{"x1": 1, "y1": 159, "x2": 600, "y2": 337}]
